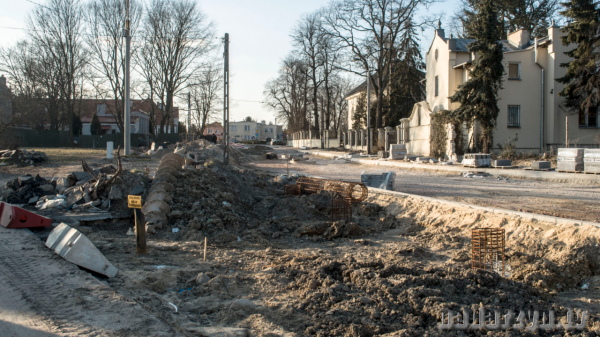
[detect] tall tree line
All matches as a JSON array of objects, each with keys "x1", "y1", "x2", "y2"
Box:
[
  {"x1": 451, "y1": 0, "x2": 560, "y2": 39},
  {"x1": 0, "y1": 0, "x2": 218, "y2": 141}
]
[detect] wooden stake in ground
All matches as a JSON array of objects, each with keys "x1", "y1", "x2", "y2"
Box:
[
  {"x1": 128, "y1": 195, "x2": 146, "y2": 255},
  {"x1": 204, "y1": 237, "x2": 207, "y2": 261},
  {"x1": 135, "y1": 209, "x2": 147, "y2": 254}
]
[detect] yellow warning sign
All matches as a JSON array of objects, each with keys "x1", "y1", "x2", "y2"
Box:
[{"x1": 128, "y1": 195, "x2": 142, "y2": 209}]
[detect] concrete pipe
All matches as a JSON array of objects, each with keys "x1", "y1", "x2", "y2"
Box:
[
  {"x1": 161, "y1": 153, "x2": 185, "y2": 165},
  {"x1": 142, "y1": 199, "x2": 170, "y2": 215},
  {"x1": 149, "y1": 182, "x2": 174, "y2": 194},
  {"x1": 156, "y1": 166, "x2": 179, "y2": 177},
  {"x1": 153, "y1": 173, "x2": 177, "y2": 184},
  {"x1": 146, "y1": 190, "x2": 173, "y2": 204},
  {"x1": 143, "y1": 210, "x2": 167, "y2": 229},
  {"x1": 158, "y1": 159, "x2": 182, "y2": 171}
]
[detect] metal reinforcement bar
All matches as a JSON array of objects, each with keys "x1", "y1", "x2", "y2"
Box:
[
  {"x1": 296, "y1": 177, "x2": 368, "y2": 203},
  {"x1": 472, "y1": 228, "x2": 505, "y2": 275}
]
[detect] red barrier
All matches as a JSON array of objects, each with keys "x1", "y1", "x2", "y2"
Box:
[{"x1": 0, "y1": 202, "x2": 51, "y2": 229}]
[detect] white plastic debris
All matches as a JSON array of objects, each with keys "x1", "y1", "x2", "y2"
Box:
[
  {"x1": 172, "y1": 228, "x2": 180, "y2": 233},
  {"x1": 582, "y1": 283, "x2": 590, "y2": 290},
  {"x1": 237, "y1": 236, "x2": 241, "y2": 242},
  {"x1": 37, "y1": 199, "x2": 67, "y2": 210},
  {"x1": 223, "y1": 201, "x2": 231, "y2": 207}
]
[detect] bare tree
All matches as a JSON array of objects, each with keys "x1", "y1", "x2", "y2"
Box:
[
  {"x1": 85, "y1": 0, "x2": 142, "y2": 132},
  {"x1": 324, "y1": 0, "x2": 436, "y2": 129},
  {"x1": 291, "y1": 11, "x2": 328, "y2": 137},
  {"x1": 263, "y1": 56, "x2": 310, "y2": 132},
  {"x1": 27, "y1": 0, "x2": 88, "y2": 142},
  {"x1": 190, "y1": 61, "x2": 223, "y2": 134},
  {"x1": 0, "y1": 42, "x2": 47, "y2": 130},
  {"x1": 140, "y1": 0, "x2": 215, "y2": 134}
]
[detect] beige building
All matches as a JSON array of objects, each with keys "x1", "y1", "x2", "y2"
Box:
[
  {"x1": 229, "y1": 120, "x2": 283, "y2": 142},
  {"x1": 346, "y1": 22, "x2": 599, "y2": 155}
]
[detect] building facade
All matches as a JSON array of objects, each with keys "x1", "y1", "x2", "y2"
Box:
[
  {"x1": 203, "y1": 122, "x2": 224, "y2": 140},
  {"x1": 79, "y1": 99, "x2": 178, "y2": 135},
  {"x1": 345, "y1": 22, "x2": 599, "y2": 155},
  {"x1": 228, "y1": 121, "x2": 283, "y2": 142},
  {"x1": 419, "y1": 22, "x2": 597, "y2": 154}
]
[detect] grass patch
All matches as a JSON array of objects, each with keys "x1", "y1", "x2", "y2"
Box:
[{"x1": 23, "y1": 148, "x2": 106, "y2": 164}]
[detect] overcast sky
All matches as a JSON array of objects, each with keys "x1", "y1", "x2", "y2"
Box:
[{"x1": 0, "y1": 0, "x2": 458, "y2": 125}]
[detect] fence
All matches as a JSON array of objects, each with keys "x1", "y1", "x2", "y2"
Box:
[
  {"x1": 1, "y1": 127, "x2": 183, "y2": 149},
  {"x1": 288, "y1": 130, "x2": 341, "y2": 149},
  {"x1": 3, "y1": 128, "x2": 72, "y2": 148}
]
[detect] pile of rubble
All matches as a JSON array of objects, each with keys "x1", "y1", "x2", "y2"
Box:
[
  {"x1": 1, "y1": 174, "x2": 57, "y2": 205},
  {"x1": 0, "y1": 149, "x2": 49, "y2": 167}
]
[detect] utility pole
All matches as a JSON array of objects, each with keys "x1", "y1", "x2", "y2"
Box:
[
  {"x1": 366, "y1": 72, "x2": 371, "y2": 155},
  {"x1": 188, "y1": 92, "x2": 191, "y2": 141},
  {"x1": 123, "y1": 0, "x2": 131, "y2": 155},
  {"x1": 223, "y1": 33, "x2": 230, "y2": 165}
]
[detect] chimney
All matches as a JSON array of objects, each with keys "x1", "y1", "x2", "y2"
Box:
[
  {"x1": 508, "y1": 29, "x2": 530, "y2": 49},
  {"x1": 0, "y1": 75, "x2": 6, "y2": 87},
  {"x1": 436, "y1": 19, "x2": 445, "y2": 39}
]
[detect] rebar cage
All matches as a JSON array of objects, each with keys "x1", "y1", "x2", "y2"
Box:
[
  {"x1": 331, "y1": 198, "x2": 352, "y2": 222},
  {"x1": 296, "y1": 177, "x2": 368, "y2": 203},
  {"x1": 284, "y1": 184, "x2": 301, "y2": 196},
  {"x1": 472, "y1": 228, "x2": 505, "y2": 275}
]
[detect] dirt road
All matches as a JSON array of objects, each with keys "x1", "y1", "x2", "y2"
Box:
[
  {"x1": 0, "y1": 226, "x2": 178, "y2": 336},
  {"x1": 248, "y1": 149, "x2": 600, "y2": 222}
]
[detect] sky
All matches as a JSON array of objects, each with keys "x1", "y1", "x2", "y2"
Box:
[{"x1": 0, "y1": 0, "x2": 459, "y2": 126}]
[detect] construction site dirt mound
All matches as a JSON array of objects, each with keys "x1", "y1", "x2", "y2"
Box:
[{"x1": 77, "y1": 146, "x2": 600, "y2": 336}]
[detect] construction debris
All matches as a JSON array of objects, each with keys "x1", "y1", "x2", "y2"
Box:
[
  {"x1": 0, "y1": 148, "x2": 49, "y2": 167},
  {"x1": 46, "y1": 223, "x2": 118, "y2": 278},
  {"x1": 360, "y1": 171, "x2": 395, "y2": 190},
  {"x1": 1, "y1": 173, "x2": 58, "y2": 204}
]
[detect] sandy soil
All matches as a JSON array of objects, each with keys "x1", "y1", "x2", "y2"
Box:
[
  {"x1": 2, "y1": 144, "x2": 600, "y2": 336},
  {"x1": 246, "y1": 148, "x2": 600, "y2": 223}
]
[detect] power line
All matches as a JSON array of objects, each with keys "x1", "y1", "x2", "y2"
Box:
[{"x1": 23, "y1": 0, "x2": 52, "y2": 10}]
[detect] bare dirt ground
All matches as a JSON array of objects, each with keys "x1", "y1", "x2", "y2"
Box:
[
  {"x1": 247, "y1": 147, "x2": 600, "y2": 223},
  {"x1": 1, "y1": 144, "x2": 600, "y2": 336}
]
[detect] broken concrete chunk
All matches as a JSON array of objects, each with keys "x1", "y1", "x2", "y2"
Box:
[
  {"x1": 108, "y1": 186, "x2": 122, "y2": 200},
  {"x1": 83, "y1": 193, "x2": 92, "y2": 203},
  {"x1": 66, "y1": 190, "x2": 84, "y2": 207},
  {"x1": 28, "y1": 196, "x2": 39, "y2": 204},
  {"x1": 196, "y1": 272, "x2": 210, "y2": 285},
  {"x1": 45, "y1": 223, "x2": 118, "y2": 278},
  {"x1": 39, "y1": 184, "x2": 55, "y2": 194},
  {"x1": 18, "y1": 176, "x2": 34, "y2": 186},
  {"x1": 129, "y1": 183, "x2": 144, "y2": 196}
]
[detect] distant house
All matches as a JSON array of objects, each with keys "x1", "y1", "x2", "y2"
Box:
[
  {"x1": 0, "y1": 75, "x2": 12, "y2": 123},
  {"x1": 345, "y1": 22, "x2": 599, "y2": 155},
  {"x1": 203, "y1": 122, "x2": 224, "y2": 140},
  {"x1": 228, "y1": 120, "x2": 283, "y2": 141},
  {"x1": 78, "y1": 99, "x2": 179, "y2": 135}
]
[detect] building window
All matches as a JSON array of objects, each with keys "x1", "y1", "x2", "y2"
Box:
[
  {"x1": 270, "y1": 128, "x2": 273, "y2": 133},
  {"x1": 244, "y1": 125, "x2": 250, "y2": 131},
  {"x1": 434, "y1": 76, "x2": 439, "y2": 97},
  {"x1": 208, "y1": 129, "x2": 212, "y2": 133},
  {"x1": 580, "y1": 107, "x2": 599, "y2": 128},
  {"x1": 508, "y1": 105, "x2": 520, "y2": 127},
  {"x1": 435, "y1": 49, "x2": 438, "y2": 61},
  {"x1": 508, "y1": 63, "x2": 520, "y2": 80},
  {"x1": 231, "y1": 125, "x2": 237, "y2": 132}
]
